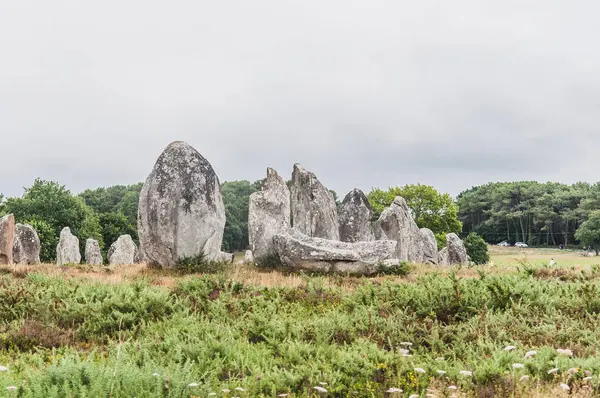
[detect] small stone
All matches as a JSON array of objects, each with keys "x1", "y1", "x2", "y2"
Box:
[
  {"x1": 108, "y1": 235, "x2": 140, "y2": 265},
  {"x1": 85, "y1": 238, "x2": 103, "y2": 265}
]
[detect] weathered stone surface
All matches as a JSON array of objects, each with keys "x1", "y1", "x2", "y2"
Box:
[
  {"x1": 85, "y1": 239, "x2": 103, "y2": 266},
  {"x1": 138, "y1": 141, "x2": 226, "y2": 267},
  {"x1": 0, "y1": 215, "x2": 15, "y2": 265},
  {"x1": 374, "y1": 197, "x2": 422, "y2": 262},
  {"x1": 13, "y1": 223, "x2": 40, "y2": 265},
  {"x1": 108, "y1": 235, "x2": 139, "y2": 265},
  {"x1": 215, "y1": 251, "x2": 234, "y2": 263},
  {"x1": 248, "y1": 168, "x2": 291, "y2": 258},
  {"x1": 439, "y1": 233, "x2": 468, "y2": 266},
  {"x1": 273, "y1": 228, "x2": 396, "y2": 274},
  {"x1": 244, "y1": 250, "x2": 254, "y2": 264},
  {"x1": 339, "y1": 189, "x2": 375, "y2": 243},
  {"x1": 290, "y1": 164, "x2": 339, "y2": 240},
  {"x1": 56, "y1": 227, "x2": 81, "y2": 265},
  {"x1": 419, "y1": 228, "x2": 438, "y2": 265}
]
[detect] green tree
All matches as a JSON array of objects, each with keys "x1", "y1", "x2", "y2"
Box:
[
  {"x1": 221, "y1": 180, "x2": 260, "y2": 252},
  {"x1": 25, "y1": 218, "x2": 56, "y2": 262},
  {"x1": 99, "y1": 212, "x2": 138, "y2": 256},
  {"x1": 367, "y1": 184, "x2": 462, "y2": 245},
  {"x1": 463, "y1": 232, "x2": 489, "y2": 265},
  {"x1": 4, "y1": 179, "x2": 103, "y2": 262},
  {"x1": 575, "y1": 210, "x2": 600, "y2": 255}
]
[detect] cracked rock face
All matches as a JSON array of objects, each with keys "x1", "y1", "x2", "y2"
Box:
[
  {"x1": 13, "y1": 223, "x2": 41, "y2": 265},
  {"x1": 248, "y1": 168, "x2": 291, "y2": 259},
  {"x1": 339, "y1": 189, "x2": 375, "y2": 243},
  {"x1": 290, "y1": 164, "x2": 339, "y2": 240},
  {"x1": 138, "y1": 141, "x2": 226, "y2": 267}
]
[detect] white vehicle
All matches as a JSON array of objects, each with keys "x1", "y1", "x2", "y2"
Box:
[
  {"x1": 497, "y1": 241, "x2": 510, "y2": 247},
  {"x1": 514, "y1": 242, "x2": 528, "y2": 248}
]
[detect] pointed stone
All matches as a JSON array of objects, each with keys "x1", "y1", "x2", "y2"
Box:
[
  {"x1": 339, "y1": 189, "x2": 375, "y2": 243},
  {"x1": 439, "y1": 233, "x2": 468, "y2": 266},
  {"x1": 374, "y1": 197, "x2": 422, "y2": 262},
  {"x1": 290, "y1": 164, "x2": 339, "y2": 240},
  {"x1": 248, "y1": 168, "x2": 291, "y2": 259},
  {"x1": 56, "y1": 227, "x2": 81, "y2": 266}
]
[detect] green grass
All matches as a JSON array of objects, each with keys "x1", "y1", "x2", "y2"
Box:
[{"x1": 1, "y1": 258, "x2": 600, "y2": 396}]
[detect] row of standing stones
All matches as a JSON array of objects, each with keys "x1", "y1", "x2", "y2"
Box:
[
  {"x1": 0, "y1": 141, "x2": 468, "y2": 273},
  {"x1": 136, "y1": 141, "x2": 468, "y2": 274}
]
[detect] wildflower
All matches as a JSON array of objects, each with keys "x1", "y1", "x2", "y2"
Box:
[
  {"x1": 414, "y1": 367, "x2": 426, "y2": 374},
  {"x1": 435, "y1": 357, "x2": 445, "y2": 361},
  {"x1": 436, "y1": 370, "x2": 447, "y2": 375},
  {"x1": 6, "y1": 386, "x2": 17, "y2": 391},
  {"x1": 586, "y1": 370, "x2": 592, "y2": 376},
  {"x1": 187, "y1": 383, "x2": 199, "y2": 388},
  {"x1": 548, "y1": 368, "x2": 559, "y2": 374},
  {"x1": 399, "y1": 348, "x2": 411, "y2": 356},
  {"x1": 448, "y1": 385, "x2": 458, "y2": 390},
  {"x1": 559, "y1": 383, "x2": 570, "y2": 391},
  {"x1": 235, "y1": 387, "x2": 246, "y2": 392},
  {"x1": 386, "y1": 388, "x2": 402, "y2": 393},
  {"x1": 557, "y1": 348, "x2": 573, "y2": 357},
  {"x1": 504, "y1": 345, "x2": 516, "y2": 351},
  {"x1": 409, "y1": 395, "x2": 419, "y2": 398},
  {"x1": 459, "y1": 370, "x2": 473, "y2": 376},
  {"x1": 0, "y1": 366, "x2": 8, "y2": 372},
  {"x1": 319, "y1": 382, "x2": 328, "y2": 386},
  {"x1": 222, "y1": 389, "x2": 231, "y2": 394},
  {"x1": 512, "y1": 363, "x2": 525, "y2": 369},
  {"x1": 519, "y1": 375, "x2": 530, "y2": 382},
  {"x1": 524, "y1": 350, "x2": 536, "y2": 358},
  {"x1": 313, "y1": 386, "x2": 328, "y2": 393},
  {"x1": 568, "y1": 368, "x2": 579, "y2": 374},
  {"x1": 278, "y1": 395, "x2": 289, "y2": 397},
  {"x1": 400, "y1": 342, "x2": 413, "y2": 346},
  {"x1": 583, "y1": 377, "x2": 593, "y2": 381}
]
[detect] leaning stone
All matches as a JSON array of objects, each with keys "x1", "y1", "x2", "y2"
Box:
[
  {"x1": 13, "y1": 223, "x2": 41, "y2": 265},
  {"x1": 339, "y1": 189, "x2": 375, "y2": 243},
  {"x1": 0, "y1": 214, "x2": 15, "y2": 265},
  {"x1": 248, "y1": 168, "x2": 291, "y2": 258},
  {"x1": 108, "y1": 235, "x2": 139, "y2": 265},
  {"x1": 85, "y1": 239, "x2": 103, "y2": 266},
  {"x1": 56, "y1": 227, "x2": 81, "y2": 266},
  {"x1": 290, "y1": 164, "x2": 339, "y2": 240},
  {"x1": 138, "y1": 141, "x2": 226, "y2": 267},
  {"x1": 273, "y1": 228, "x2": 396, "y2": 275}
]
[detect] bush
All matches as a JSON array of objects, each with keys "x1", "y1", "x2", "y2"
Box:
[
  {"x1": 376, "y1": 260, "x2": 412, "y2": 276},
  {"x1": 464, "y1": 232, "x2": 489, "y2": 265},
  {"x1": 255, "y1": 252, "x2": 284, "y2": 269},
  {"x1": 175, "y1": 253, "x2": 228, "y2": 274}
]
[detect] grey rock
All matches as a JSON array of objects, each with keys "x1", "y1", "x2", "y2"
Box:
[
  {"x1": 273, "y1": 228, "x2": 396, "y2": 275},
  {"x1": 13, "y1": 224, "x2": 41, "y2": 265},
  {"x1": 439, "y1": 233, "x2": 468, "y2": 266},
  {"x1": 290, "y1": 164, "x2": 339, "y2": 240},
  {"x1": 0, "y1": 215, "x2": 15, "y2": 265},
  {"x1": 108, "y1": 235, "x2": 139, "y2": 265},
  {"x1": 248, "y1": 168, "x2": 291, "y2": 259},
  {"x1": 374, "y1": 197, "x2": 422, "y2": 262},
  {"x1": 56, "y1": 227, "x2": 81, "y2": 265},
  {"x1": 419, "y1": 228, "x2": 438, "y2": 264},
  {"x1": 244, "y1": 250, "x2": 254, "y2": 264},
  {"x1": 85, "y1": 239, "x2": 103, "y2": 266},
  {"x1": 215, "y1": 251, "x2": 234, "y2": 263},
  {"x1": 339, "y1": 189, "x2": 375, "y2": 243},
  {"x1": 138, "y1": 141, "x2": 226, "y2": 267}
]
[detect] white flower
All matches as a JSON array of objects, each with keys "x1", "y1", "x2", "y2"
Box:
[
  {"x1": 557, "y1": 348, "x2": 573, "y2": 357},
  {"x1": 319, "y1": 382, "x2": 328, "y2": 386},
  {"x1": 386, "y1": 388, "x2": 403, "y2": 393},
  {"x1": 504, "y1": 345, "x2": 516, "y2": 351},
  {"x1": 559, "y1": 383, "x2": 570, "y2": 391},
  {"x1": 152, "y1": 373, "x2": 160, "y2": 377},
  {"x1": 187, "y1": 383, "x2": 199, "y2": 388},
  {"x1": 402, "y1": 353, "x2": 413, "y2": 357},
  {"x1": 448, "y1": 385, "x2": 458, "y2": 390},
  {"x1": 414, "y1": 367, "x2": 426, "y2": 374},
  {"x1": 548, "y1": 368, "x2": 559, "y2": 374},
  {"x1": 583, "y1": 377, "x2": 593, "y2": 381},
  {"x1": 222, "y1": 389, "x2": 231, "y2": 393},
  {"x1": 568, "y1": 368, "x2": 579, "y2": 374},
  {"x1": 459, "y1": 370, "x2": 473, "y2": 376},
  {"x1": 435, "y1": 357, "x2": 445, "y2": 361},
  {"x1": 399, "y1": 349, "x2": 411, "y2": 356},
  {"x1": 6, "y1": 386, "x2": 17, "y2": 391},
  {"x1": 524, "y1": 350, "x2": 537, "y2": 358},
  {"x1": 278, "y1": 395, "x2": 289, "y2": 397},
  {"x1": 0, "y1": 366, "x2": 8, "y2": 372},
  {"x1": 436, "y1": 370, "x2": 447, "y2": 375},
  {"x1": 313, "y1": 386, "x2": 328, "y2": 393},
  {"x1": 519, "y1": 375, "x2": 530, "y2": 382},
  {"x1": 409, "y1": 395, "x2": 419, "y2": 398},
  {"x1": 235, "y1": 387, "x2": 245, "y2": 391},
  {"x1": 512, "y1": 363, "x2": 525, "y2": 369},
  {"x1": 400, "y1": 342, "x2": 413, "y2": 346}
]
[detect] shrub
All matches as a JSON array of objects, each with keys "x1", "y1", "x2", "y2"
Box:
[
  {"x1": 255, "y1": 252, "x2": 284, "y2": 269},
  {"x1": 376, "y1": 260, "x2": 412, "y2": 276},
  {"x1": 175, "y1": 253, "x2": 227, "y2": 274},
  {"x1": 464, "y1": 232, "x2": 489, "y2": 265}
]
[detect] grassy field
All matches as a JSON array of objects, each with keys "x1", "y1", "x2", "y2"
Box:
[{"x1": 0, "y1": 248, "x2": 600, "y2": 397}]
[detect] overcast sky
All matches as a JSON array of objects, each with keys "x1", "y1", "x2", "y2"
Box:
[{"x1": 1, "y1": 1, "x2": 599, "y2": 199}]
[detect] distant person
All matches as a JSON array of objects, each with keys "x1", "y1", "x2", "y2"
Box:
[
  {"x1": 231, "y1": 253, "x2": 235, "y2": 264},
  {"x1": 559, "y1": 244, "x2": 564, "y2": 250},
  {"x1": 549, "y1": 258, "x2": 556, "y2": 266}
]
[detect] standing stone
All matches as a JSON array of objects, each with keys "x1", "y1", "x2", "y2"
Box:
[
  {"x1": 108, "y1": 235, "x2": 139, "y2": 265},
  {"x1": 85, "y1": 239, "x2": 103, "y2": 266},
  {"x1": 244, "y1": 250, "x2": 254, "y2": 264},
  {"x1": 248, "y1": 168, "x2": 291, "y2": 258},
  {"x1": 56, "y1": 227, "x2": 81, "y2": 266},
  {"x1": 439, "y1": 233, "x2": 468, "y2": 266},
  {"x1": 13, "y1": 224, "x2": 41, "y2": 265},
  {"x1": 290, "y1": 164, "x2": 339, "y2": 240},
  {"x1": 374, "y1": 197, "x2": 422, "y2": 262},
  {"x1": 339, "y1": 189, "x2": 375, "y2": 243},
  {"x1": 419, "y1": 228, "x2": 438, "y2": 265},
  {"x1": 0, "y1": 215, "x2": 15, "y2": 265},
  {"x1": 138, "y1": 141, "x2": 226, "y2": 267}
]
